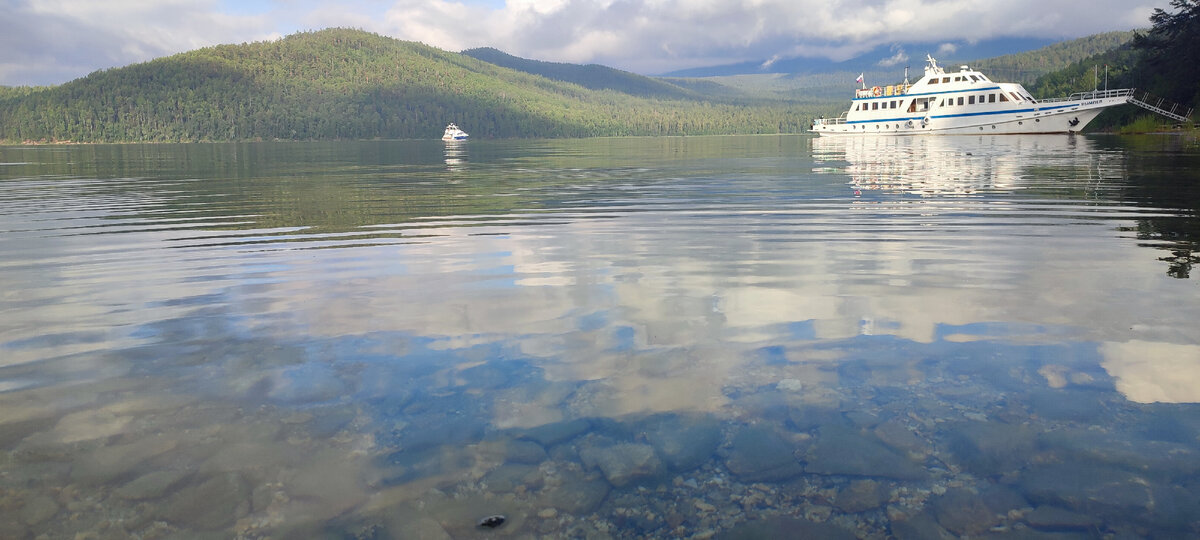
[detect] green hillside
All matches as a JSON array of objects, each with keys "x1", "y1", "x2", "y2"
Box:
[
  {"x1": 970, "y1": 31, "x2": 1138, "y2": 84},
  {"x1": 461, "y1": 47, "x2": 702, "y2": 100},
  {"x1": 0, "y1": 29, "x2": 807, "y2": 143}
]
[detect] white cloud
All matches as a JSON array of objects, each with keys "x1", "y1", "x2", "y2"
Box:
[
  {"x1": 878, "y1": 45, "x2": 908, "y2": 67},
  {"x1": 936, "y1": 42, "x2": 958, "y2": 57},
  {"x1": 0, "y1": 0, "x2": 1162, "y2": 85}
]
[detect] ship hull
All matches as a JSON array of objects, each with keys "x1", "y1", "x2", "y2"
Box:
[{"x1": 813, "y1": 95, "x2": 1128, "y2": 136}]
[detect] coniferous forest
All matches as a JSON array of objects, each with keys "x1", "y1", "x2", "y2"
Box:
[{"x1": 0, "y1": 29, "x2": 808, "y2": 143}]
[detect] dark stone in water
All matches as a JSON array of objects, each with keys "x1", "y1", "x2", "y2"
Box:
[
  {"x1": 477, "y1": 515, "x2": 506, "y2": 529},
  {"x1": 518, "y1": 418, "x2": 591, "y2": 447},
  {"x1": 1026, "y1": 505, "x2": 1096, "y2": 531},
  {"x1": 789, "y1": 406, "x2": 848, "y2": 432},
  {"x1": 944, "y1": 421, "x2": 1035, "y2": 477},
  {"x1": 891, "y1": 510, "x2": 956, "y2": 540},
  {"x1": 537, "y1": 468, "x2": 610, "y2": 514},
  {"x1": 931, "y1": 488, "x2": 999, "y2": 536},
  {"x1": 162, "y1": 472, "x2": 249, "y2": 530},
  {"x1": 579, "y1": 442, "x2": 664, "y2": 487},
  {"x1": 1037, "y1": 428, "x2": 1200, "y2": 479},
  {"x1": 722, "y1": 516, "x2": 857, "y2": 540},
  {"x1": 1024, "y1": 388, "x2": 1106, "y2": 422},
  {"x1": 482, "y1": 463, "x2": 540, "y2": 493},
  {"x1": 803, "y1": 425, "x2": 927, "y2": 480},
  {"x1": 723, "y1": 425, "x2": 804, "y2": 482},
  {"x1": 835, "y1": 479, "x2": 886, "y2": 513},
  {"x1": 641, "y1": 413, "x2": 721, "y2": 472},
  {"x1": 1017, "y1": 460, "x2": 1156, "y2": 520}
]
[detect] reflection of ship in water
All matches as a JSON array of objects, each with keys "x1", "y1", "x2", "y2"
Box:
[
  {"x1": 812, "y1": 134, "x2": 1118, "y2": 197},
  {"x1": 444, "y1": 143, "x2": 466, "y2": 172}
]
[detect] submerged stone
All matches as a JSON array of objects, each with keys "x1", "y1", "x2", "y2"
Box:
[
  {"x1": 115, "y1": 469, "x2": 191, "y2": 500},
  {"x1": 722, "y1": 516, "x2": 857, "y2": 540},
  {"x1": 834, "y1": 479, "x2": 887, "y2": 513},
  {"x1": 482, "y1": 463, "x2": 540, "y2": 493},
  {"x1": 1026, "y1": 506, "x2": 1096, "y2": 531},
  {"x1": 891, "y1": 510, "x2": 957, "y2": 540},
  {"x1": 723, "y1": 425, "x2": 804, "y2": 482},
  {"x1": 803, "y1": 425, "x2": 926, "y2": 480},
  {"x1": 518, "y1": 418, "x2": 591, "y2": 447},
  {"x1": 641, "y1": 414, "x2": 721, "y2": 472},
  {"x1": 579, "y1": 442, "x2": 663, "y2": 486},
  {"x1": 1018, "y1": 462, "x2": 1163, "y2": 526},
  {"x1": 162, "y1": 472, "x2": 250, "y2": 530},
  {"x1": 538, "y1": 469, "x2": 610, "y2": 514},
  {"x1": 944, "y1": 421, "x2": 1036, "y2": 477},
  {"x1": 930, "y1": 488, "x2": 999, "y2": 536}
]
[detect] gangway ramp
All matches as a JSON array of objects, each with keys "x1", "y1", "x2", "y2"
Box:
[{"x1": 1128, "y1": 90, "x2": 1193, "y2": 123}]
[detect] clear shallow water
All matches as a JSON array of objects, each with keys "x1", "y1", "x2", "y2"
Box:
[{"x1": 1, "y1": 134, "x2": 1199, "y2": 539}]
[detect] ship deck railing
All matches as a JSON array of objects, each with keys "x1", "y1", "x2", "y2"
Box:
[{"x1": 1037, "y1": 88, "x2": 1135, "y2": 104}]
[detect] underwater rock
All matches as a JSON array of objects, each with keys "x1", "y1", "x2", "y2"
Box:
[
  {"x1": 873, "y1": 418, "x2": 932, "y2": 457},
  {"x1": 579, "y1": 442, "x2": 663, "y2": 487},
  {"x1": 482, "y1": 464, "x2": 540, "y2": 493},
  {"x1": 723, "y1": 425, "x2": 804, "y2": 482},
  {"x1": 930, "y1": 488, "x2": 999, "y2": 536},
  {"x1": 891, "y1": 510, "x2": 957, "y2": 540},
  {"x1": 789, "y1": 406, "x2": 847, "y2": 432},
  {"x1": 518, "y1": 418, "x2": 591, "y2": 447},
  {"x1": 1026, "y1": 506, "x2": 1096, "y2": 531},
  {"x1": 162, "y1": 472, "x2": 250, "y2": 530},
  {"x1": 115, "y1": 469, "x2": 190, "y2": 500},
  {"x1": 70, "y1": 434, "x2": 179, "y2": 485},
  {"x1": 944, "y1": 421, "x2": 1036, "y2": 477},
  {"x1": 803, "y1": 425, "x2": 926, "y2": 480},
  {"x1": 834, "y1": 479, "x2": 886, "y2": 513},
  {"x1": 1017, "y1": 460, "x2": 1156, "y2": 520},
  {"x1": 538, "y1": 468, "x2": 610, "y2": 514},
  {"x1": 20, "y1": 494, "x2": 59, "y2": 526},
  {"x1": 722, "y1": 516, "x2": 857, "y2": 540},
  {"x1": 641, "y1": 414, "x2": 721, "y2": 472},
  {"x1": 477, "y1": 514, "x2": 506, "y2": 529}
]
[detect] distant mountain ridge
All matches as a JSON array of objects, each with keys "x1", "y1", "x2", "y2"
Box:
[{"x1": 461, "y1": 47, "x2": 700, "y2": 99}]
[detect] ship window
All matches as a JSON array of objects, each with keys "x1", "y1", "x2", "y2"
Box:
[
  {"x1": 1009, "y1": 92, "x2": 1022, "y2": 102},
  {"x1": 1000, "y1": 93, "x2": 1010, "y2": 102},
  {"x1": 954, "y1": 76, "x2": 962, "y2": 82},
  {"x1": 957, "y1": 97, "x2": 964, "y2": 105},
  {"x1": 891, "y1": 101, "x2": 898, "y2": 109},
  {"x1": 989, "y1": 94, "x2": 996, "y2": 103},
  {"x1": 942, "y1": 77, "x2": 950, "y2": 83},
  {"x1": 872, "y1": 102, "x2": 879, "y2": 110},
  {"x1": 969, "y1": 95, "x2": 975, "y2": 105},
  {"x1": 929, "y1": 78, "x2": 939, "y2": 85}
]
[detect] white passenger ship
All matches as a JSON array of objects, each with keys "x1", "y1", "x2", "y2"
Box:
[{"x1": 812, "y1": 55, "x2": 1132, "y2": 135}]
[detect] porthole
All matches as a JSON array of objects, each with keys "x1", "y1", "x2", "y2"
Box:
[
  {"x1": 1035, "y1": 118, "x2": 1040, "y2": 122},
  {"x1": 1018, "y1": 121, "x2": 1023, "y2": 125},
  {"x1": 991, "y1": 125, "x2": 996, "y2": 129},
  {"x1": 979, "y1": 126, "x2": 984, "y2": 131}
]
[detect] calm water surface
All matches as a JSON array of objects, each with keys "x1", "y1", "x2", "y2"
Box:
[{"x1": 1, "y1": 135, "x2": 1199, "y2": 539}]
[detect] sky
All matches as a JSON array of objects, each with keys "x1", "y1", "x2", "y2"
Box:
[{"x1": 0, "y1": 0, "x2": 1160, "y2": 87}]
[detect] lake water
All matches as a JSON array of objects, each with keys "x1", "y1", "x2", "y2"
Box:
[{"x1": 1, "y1": 134, "x2": 1199, "y2": 539}]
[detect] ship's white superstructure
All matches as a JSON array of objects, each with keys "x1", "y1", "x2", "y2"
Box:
[{"x1": 812, "y1": 56, "x2": 1132, "y2": 136}]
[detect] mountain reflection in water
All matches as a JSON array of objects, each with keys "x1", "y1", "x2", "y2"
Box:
[{"x1": 0, "y1": 135, "x2": 1199, "y2": 538}]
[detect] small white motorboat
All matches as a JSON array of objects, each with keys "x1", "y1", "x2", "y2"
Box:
[{"x1": 442, "y1": 123, "x2": 469, "y2": 141}]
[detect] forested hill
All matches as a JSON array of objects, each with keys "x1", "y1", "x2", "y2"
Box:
[
  {"x1": 969, "y1": 31, "x2": 1137, "y2": 84},
  {"x1": 461, "y1": 47, "x2": 700, "y2": 99},
  {"x1": 0, "y1": 28, "x2": 805, "y2": 143}
]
